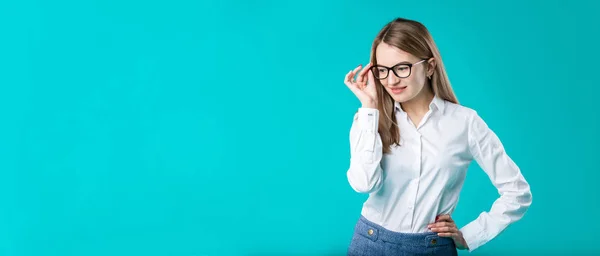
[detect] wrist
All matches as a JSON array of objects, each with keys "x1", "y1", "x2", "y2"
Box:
[
  {"x1": 361, "y1": 100, "x2": 377, "y2": 109},
  {"x1": 457, "y1": 233, "x2": 469, "y2": 250}
]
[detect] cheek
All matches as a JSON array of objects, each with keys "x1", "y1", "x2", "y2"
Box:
[
  {"x1": 406, "y1": 76, "x2": 424, "y2": 90},
  {"x1": 382, "y1": 86, "x2": 393, "y2": 95}
]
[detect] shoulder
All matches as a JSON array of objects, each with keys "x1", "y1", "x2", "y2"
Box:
[
  {"x1": 445, "y1": 103, "x2": 498, "y2": 146},
  {"x1": 441, "y1": 100, "x2": 480, "y2": 123},
  {"x1": 441, "y1": 100, "x2": 491, "y2": 136}
]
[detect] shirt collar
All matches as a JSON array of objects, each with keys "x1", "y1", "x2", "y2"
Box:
[
  {"x1": 430, "y1": 95, "x2": 446, "y2": 114},
  {"x1": 394, "y1": 95, "x2": 446, "y2": 114}
]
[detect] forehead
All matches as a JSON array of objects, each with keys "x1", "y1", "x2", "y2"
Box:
[{"x1": 375, "y1": 42, "x2": 417, "y2": 67}]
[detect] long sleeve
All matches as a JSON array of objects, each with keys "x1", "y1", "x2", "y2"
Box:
[
  {"x1": 346, "y1": 107, "x2": 384, "y2": 194},
  {"x1": 460, "y1": 111, "x2": 533, "y2": 252}
]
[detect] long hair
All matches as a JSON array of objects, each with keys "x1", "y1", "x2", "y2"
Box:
[{"x1": 370, "y1": 18, "x2": 459, "y2": 153}]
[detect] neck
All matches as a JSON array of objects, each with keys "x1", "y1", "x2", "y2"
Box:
[{"x1": 400, "y1": 85, "x2": 435, "y2": 117}]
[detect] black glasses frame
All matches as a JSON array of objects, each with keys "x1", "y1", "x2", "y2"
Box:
[{"x1": 370, "y1": 59, "x2": 427, "y2": 79}]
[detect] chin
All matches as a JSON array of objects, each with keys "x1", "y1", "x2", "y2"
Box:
[
  {"x1": 391, "y1": 95, "x2": 409, "y2": 103},
  {"x1": 388, "y1": 91, "x2": 413, "y2": 103}
]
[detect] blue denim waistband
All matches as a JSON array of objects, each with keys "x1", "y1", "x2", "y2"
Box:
[{"x1": 356, "y1": 215, "x2": 455, "y2": 247}]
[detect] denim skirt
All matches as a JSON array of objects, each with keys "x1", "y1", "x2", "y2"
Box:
[{"x1": 347, "y1": 215, "x2": 458, "y2": 256}]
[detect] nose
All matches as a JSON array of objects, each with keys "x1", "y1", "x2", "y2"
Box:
[{"x1": 387, "y1": 73, "x2": 400, "y2": 86}]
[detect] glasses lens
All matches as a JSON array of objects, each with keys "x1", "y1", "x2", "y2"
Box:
[
  {"x1": 371, "y1": 66, "x2": 388, "y2": 79},
  {"x1": 393, "y1": 65, "x2": 410, "y2": 78}
]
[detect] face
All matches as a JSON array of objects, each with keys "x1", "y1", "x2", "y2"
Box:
[{"x1": 373, "y1": 42, "x2": 435, "y2": 103}]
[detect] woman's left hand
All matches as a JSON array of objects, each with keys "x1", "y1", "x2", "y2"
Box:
[{"x1": 427, "y1": 214, "x2": 469, "y2": 250}]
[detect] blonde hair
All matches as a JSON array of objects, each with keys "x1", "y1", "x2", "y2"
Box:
[{"x1": 370, "y1": 18, "x2": 459, "y2": 153}]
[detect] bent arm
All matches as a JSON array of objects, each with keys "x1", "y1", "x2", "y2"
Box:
[
  {"x1": 460, "y1": 112, "x2": 533, "y2": 252},
  {"x1": 346, "y1": 108, "x2": 384, "y2": 194}
]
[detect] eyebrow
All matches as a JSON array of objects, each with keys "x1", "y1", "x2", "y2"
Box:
[{"x1": 376, "y1": 61, "x2": 411, "y2": 67}]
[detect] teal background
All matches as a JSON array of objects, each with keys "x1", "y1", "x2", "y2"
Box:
[{"x1": 1, "y1": 0, "x2": 598, "y2": 255}]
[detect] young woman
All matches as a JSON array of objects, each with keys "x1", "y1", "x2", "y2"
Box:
[{"x1": 343, "y1": 17, "x2": 532, "y2": 255}]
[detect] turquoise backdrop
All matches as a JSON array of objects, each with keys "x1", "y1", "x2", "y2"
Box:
[{"x1": 1, "y1": 0, "x2": 598, "y2": 255}]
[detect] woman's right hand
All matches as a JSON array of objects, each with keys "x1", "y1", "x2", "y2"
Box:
[{"x1": 344, "y1": 63, "x2": 378, "y2": 109}]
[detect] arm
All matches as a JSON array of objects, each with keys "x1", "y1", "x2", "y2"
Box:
[
  {"x1": 459, "y1": 111, "x2": 533, "y2": 252},
  {"x1": 346, "y1": 107, "x2": 384, "y2": 194}
]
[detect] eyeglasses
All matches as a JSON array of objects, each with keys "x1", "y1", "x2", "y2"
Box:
[{"x1": 370, "y1": 59, "x2": 427, "y2": 79}]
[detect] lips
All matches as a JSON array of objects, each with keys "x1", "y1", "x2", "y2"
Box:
[{"x1": 391, "y1": 86, "x2": 407, "y2": 94}]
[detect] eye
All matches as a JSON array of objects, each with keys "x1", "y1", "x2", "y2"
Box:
[{"x1": 395, "y1": 66, "x2": 409, "y2": 71}]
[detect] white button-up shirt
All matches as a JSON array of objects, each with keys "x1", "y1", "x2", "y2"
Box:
[{"x1": 346, "y1": 96, "x2": 532, "y2": 252}]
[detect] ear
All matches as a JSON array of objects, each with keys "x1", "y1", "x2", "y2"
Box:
[{"x1": 427, "y1": 57, "x2": 436, "y2": 77}]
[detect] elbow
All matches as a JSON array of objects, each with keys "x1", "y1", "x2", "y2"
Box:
[
  {"x1": 346, "y1": 167, "x2": 382, "y2": 194},
  {"x1": 524, "y1": 187, "x2": 533, "y2": 209},
  {"x1": 508, "y1": 183, "x2": 533, "y2": 216},
  {"x1": 348, "y1": 181, "x2": 380, "y2": 194},
  {"x1": 517, "y1": 189, "x2": 533, "y2": 221},
  {"x1": 349, "y1": 182, "x2": 379, "y2": 194},
  {"x1": 506, "y1": 175, "x2": 533, "y2": 209},
  {"x1": 519, "y1": 179, "x2": 533, "y2": 208}
]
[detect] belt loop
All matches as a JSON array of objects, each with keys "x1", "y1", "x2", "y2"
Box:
[
  {"x1": 359, "y1": 218, "x2": 379, "y2": 242},
  {"x1": 425, "y1": 234, "x2": 439, "y2": 247},
  {"x1": 364, "y1": 226, "x2": 378, "y2": 242}
]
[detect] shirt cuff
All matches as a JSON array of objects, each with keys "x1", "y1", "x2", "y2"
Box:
[
  {"x1": 460, "y1": 218, "x2": 488, "y2": 252},
  {"x1": 356, "y1": 108, "x2": 379, "y2": 132}
]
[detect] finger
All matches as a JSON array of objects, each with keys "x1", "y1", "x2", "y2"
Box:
[
  {"x1": 357, "y1": 63, "x2": 372, "y2": 82},
  {"x1": 344, "y1": 76, "x2": 359, "y2": 92},
  {"x1": 435, "y1": 214, "x2": 454, "y2": 223},
  {"x1": 366, "y1": 69, "x2": 376, "y2": 89},
  {"x1": 437, "y1": 232, "x2": 458, "y2": 238},
  {"x1": 430, "y1": 226, "x2": 458, "y2": 233},
  {"x1": 344, "y1": 71, "x2": 357, "y2": 89},
  {"x1": 346, "y1": 67, "x2": 361, "y2": 82},
  {"x1": 350, "y1": 65, "x2": 362, "y2": 82},
  {"x1": 357, "y1": 64, "x2": 374, "y2": 90},
  {"x1": 344, "y1": 72, "x2": 367, "y2": 98},
  {"x1": 427, "y1": 222, "x2": 454, "y2": 229},
  {"x1": 356, "y1": 64, "x2": 371, "y2": 85},
  {"x1": 430, "y1": 225, "x2": 454, "y2": 232},
  {"x1": 353, "y1": 65, "x2": 363, "y2": 74},
  {"x1": 345, "y1": 70, "x2": 354, "y2": 83}
]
